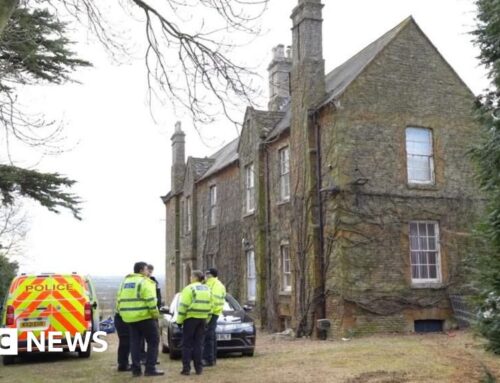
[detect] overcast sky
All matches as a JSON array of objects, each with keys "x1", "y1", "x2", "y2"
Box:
[{"x1": 5, "y1": 0, "x2": 489, "y2": 277}]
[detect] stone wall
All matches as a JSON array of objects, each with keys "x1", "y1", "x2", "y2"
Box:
[
  {"x1": 195, "y1": 164, "x2": 243, "y2": 300},
  {"x1": 265, "y1": 131, "x2": 293, "y2": 330},
  {"x1": 319, "y1": 20, "x2": 484, "y2": 336},
  {"x1": 164, "y1": 195, "x2": 179, "y2": 303}
]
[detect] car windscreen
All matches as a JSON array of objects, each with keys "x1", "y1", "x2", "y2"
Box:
[
  {"x1": 171, "y1": 294, "x2": 180, "y2": 314},
  {"x1": 224, "y1": 295, "x2": 242, "y2": 312},
  {"x1": 170, "y1": 292, "x2": 242, "y2": 313}
]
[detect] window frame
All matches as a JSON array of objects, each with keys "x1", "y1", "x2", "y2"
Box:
[
  {"x1": 209, "y1": 185, "x2": 217, "y2": 227},
  {"x1": 280, "y1": 244, "x2": 292, "y2": 293},
  {"x1": 246, "y1": 249, "x2": 256, "y2": 301},
  {"x1": 405, "y1": 126, "x2": 435, "y2": 185},
  {"x1": 409, "y1": 221, "x2": 442, "y2": 285},
  {"x1": 245, "y1": 163, "x2": 255, "y2": 214},
  {"x1": 279, "y1": 146, "x2": 290, "y2": 202},
  {"x1": 186, "y1": 196, "x2": 192, "y2": 233},
  {"x1": 180, "y1": 199, "x2": 186, "y2": 235}
]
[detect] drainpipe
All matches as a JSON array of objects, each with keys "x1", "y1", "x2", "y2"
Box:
[
  {"x1": 313, "y1": 111, "x2": 326, "y2": 338},
  {"x1": 264, "y1": 143, "x2": 275, "y2": 330}
]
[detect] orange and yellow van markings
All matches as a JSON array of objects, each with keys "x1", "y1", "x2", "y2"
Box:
[
  {"x1": 55, "y1": 276, "x2": 85, "y2": 301},
  {"x1": 50, "y1": 310, "x2": 79, "y2": 335},
  {"x1": 18, "y1": 290, "x2": 52, "y2": 318},
  {"x1": 8, "y1": 275, "x2": 91, "y2": 340},
  {"x1": 13, "y1": 277, "x2": 45, "y2": 303},
  {"x1": 51, "y1": 290, "x2": 86, "y2": 328}
]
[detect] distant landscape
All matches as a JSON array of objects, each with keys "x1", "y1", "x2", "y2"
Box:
[{"x1": 91, "y1": 275, "x2": 166, "y2": 319}]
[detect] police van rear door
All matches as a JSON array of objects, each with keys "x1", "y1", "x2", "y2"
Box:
[{"x1": 14, "y1": 275, "x2": 88, "y2": 339}]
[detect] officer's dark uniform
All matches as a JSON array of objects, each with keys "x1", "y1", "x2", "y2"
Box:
[
  {"x1": 177, "y1": 282, "x2": 213, "y2": 375},
  {"x1": 117, "y1": 273, "x2": 161, "y2": 377}
]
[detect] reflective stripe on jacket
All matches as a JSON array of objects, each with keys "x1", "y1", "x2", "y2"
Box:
[
  {"x1": 176, "y1": 282, "x2": 212, "y2": 325},
  {"x1": 117, "y1": 274, "x2": 159, "y2": 323},
  {"x1": 205, "y1": 277, "x2": 226, "y2": 316}
]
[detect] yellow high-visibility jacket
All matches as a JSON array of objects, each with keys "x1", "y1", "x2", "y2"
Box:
[
  {"x1": 117, "y1": 274, "x2": 159, "y2": 323},
  {"x1": 205, "y1": 277, "x2": 226, "y2": 316},
  {"x1": 176, "y1": 282, "x2": 212, "y2": 325}
]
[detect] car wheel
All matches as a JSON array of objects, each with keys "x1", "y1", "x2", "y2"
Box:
[
  {"x1": 2, "y1": 355, "x2": 15, "y2": 365},
  {"x1": 168, "y1": 332, "x2": 181, "y2": 360},
  {"x1": 170, "y1": 349, "x2": 181, "y2": 360},
  {"x1": 161, "y1": 330, "x2": 169, "y2": 354},
  {"x1": 243, "y1": 349, "x2": 254, "y2": 357}
]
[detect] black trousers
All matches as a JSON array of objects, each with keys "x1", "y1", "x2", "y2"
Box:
[
  {"x1": 114, "y1": 313, "x2": 130, "y2": 368},
  {"x1": 182, "y1": 318, "x2": 206, "y2": 373},
  {"x1": 203, "y1": 315, "x2": 219, "y2": 364},
  {"x1": 129, "y1": 319, "x2": 159, "y2": 374}
]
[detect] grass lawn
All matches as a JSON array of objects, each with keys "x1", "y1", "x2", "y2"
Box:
[{"x1": 0, "y1": 330, "x2": 499, "y2": 383}]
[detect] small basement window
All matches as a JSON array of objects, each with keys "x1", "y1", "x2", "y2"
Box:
[{"x1": 414, "y1": 319, "x2": 443, "y2": 333}]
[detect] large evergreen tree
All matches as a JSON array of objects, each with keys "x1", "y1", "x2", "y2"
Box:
[
  {"x1": 0, "y1": 253, "x2": 18, "y2": 302},
  {"x1": 0, "y1": 5, "x2": 89, "y2": 218},
  {"x1": 0, "y1": 0, "x2": 268, "y2": 219},
  {"x1": 470, "y1": 0, "x2": 500, "y2": 354}
]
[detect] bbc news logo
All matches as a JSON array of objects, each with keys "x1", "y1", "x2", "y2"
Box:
[
  {"x1": 0, "y1": 329, "x2": 17, "y2": 355},
  {"x1": 0, "y1": 329, "x2": 108, "y2": 355}
]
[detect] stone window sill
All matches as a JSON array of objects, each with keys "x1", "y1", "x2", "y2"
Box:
[
  {"x1": 411, "y1": 282, "x2": 444, "y2": 290},
  {"x1": 279, "y1": 290, "x2": 292, "y2": 296},
  {"x1": 407, "y1": 182, "x2": 438, "y2": 191},
  {"x1": 243, "y1": 211, "x2": 255, "y2": 218},
  {"x1": 277, "y1": 199, "x2": 290, "y2": 206}
]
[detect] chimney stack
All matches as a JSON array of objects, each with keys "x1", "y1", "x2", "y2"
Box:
[
  {"x1": 268, "y1": 44, "x2": 292, "y2": 111},
  {"x1": 171, "y1": 121, "x2": 186, "y2": 193},
  {"x1": 290, "y1": 0, "x2": 325, "y2": 105},
  {"x1": 289, "y1": 0, "x2": 326, "y2": 334}
]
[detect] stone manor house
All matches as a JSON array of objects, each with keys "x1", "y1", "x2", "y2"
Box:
[{"x1": 162, "y1": 0, "x2": 483, "y2": 336}]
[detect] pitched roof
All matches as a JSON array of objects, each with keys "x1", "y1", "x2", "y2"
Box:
[
  {"x1": 160, "y1": 191, "x2": 171, "y2": 204},
  {"x1": 197, "y1": 138, "x2": 239, "y2": 182},
  {"x1": 267, "y1": 16, "x2": 413, "y2": 139},
  {"x1": 189, "y1": 157, "x2": 215, "y2": 181},
  {"x1": 267, "y1": 107, "x2": 291, "y2": 140},
  {"x1": 321, "y1": 16, "x2": 412, "y2": 106}
]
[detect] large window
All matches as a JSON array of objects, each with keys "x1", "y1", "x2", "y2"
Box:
[
  {"x1": 209, "y1": 185, "x2": 217, "y2": 226},
  {"x1": 245, "y1": 163, "x2": 255, "y2": 213},
  {"x1": 409, "y1": 221, "x2": 441, "y2": 283},
  {"x1": 406, "y1": 127, "x2": 434, "y2": 184},
  {"x1": 281, "y1": 244, "x2": 291, "y2": 292},
  {"x1": 279, "y1": 146, "x2": 290, "y2": 201},
  {"x1": 186, "y1": 196, "x2": 192, "y2": 233},
  {"x1": 246, "y1": 250, "x2": 256, "y2": 301}
]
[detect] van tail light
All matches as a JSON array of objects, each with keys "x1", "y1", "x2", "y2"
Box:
[
  {"x1": 6, "y1": 305, "x2": 14, "y2": 326},
  {"x1": 84, "y1": 302, "x2": 92, "y2": 322}
]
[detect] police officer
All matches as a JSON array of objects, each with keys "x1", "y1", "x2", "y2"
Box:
[
  {"x1": 177, "y1": 270, "x2": 213, "y2": 376},
  {"x1": 114, "y1": 300, "x2": 131, "y2": 371},
  {"x1": 139, "y1": 264, "x2": 161, "y2": 365},
  {"x1": 147, "y1": 264, "x2": 162, "y2": 309},
  {"x1": 203, "y1": 268, "x2": 226, "y2": 367},
  {"x1": 117, "y1": 262, "x2": 164, "y2": 377}
]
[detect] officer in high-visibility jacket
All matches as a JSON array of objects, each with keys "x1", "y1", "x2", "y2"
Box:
[
  {"x1": 117, "y1": 262, "x2": 164, "y2": 377},
  {"x1": 202, "y1": 268, "x2": 226, "y2": 366},
  {"x1": 114, "y1": 294, "x2": 131, "y2": 372},
  {"x1": 177, "y1": 270, "x2": 213, "y2": 376}
]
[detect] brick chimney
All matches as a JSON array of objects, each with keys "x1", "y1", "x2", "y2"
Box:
[
  {"x1": 268, "y1": 44, "x2": 292, "y2": 111},
  {"x1": 171, "y1": 121, "x2": 186, "y2": 193}
]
